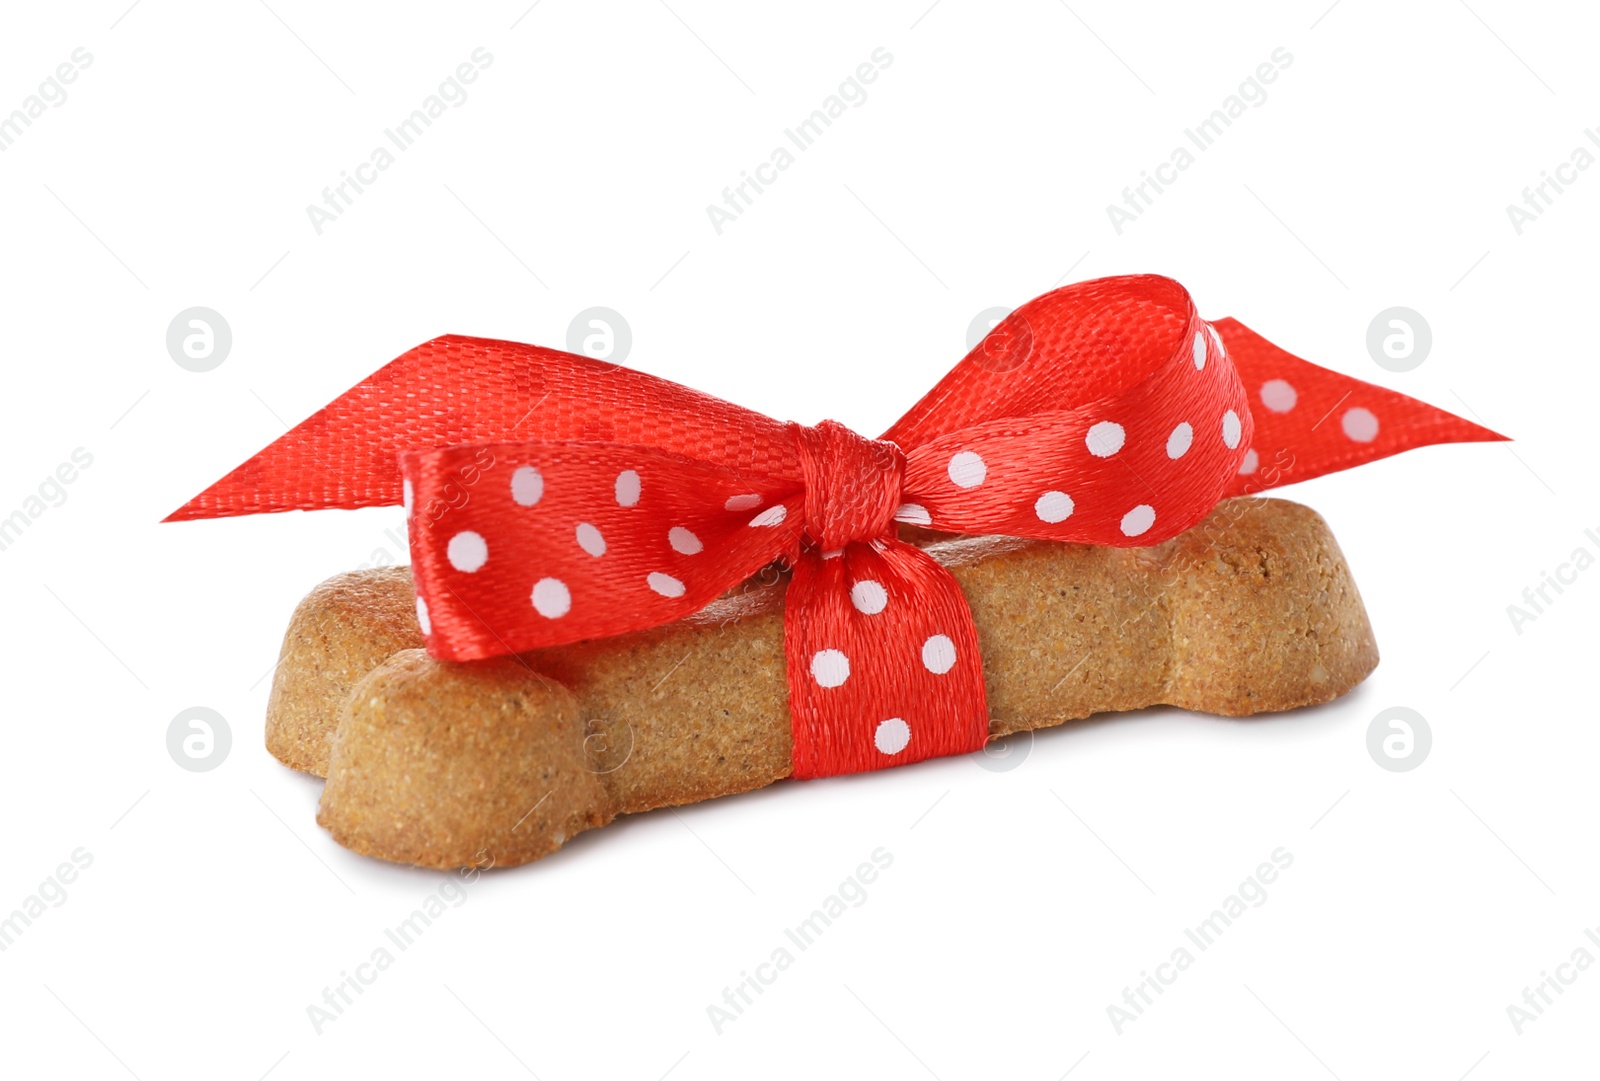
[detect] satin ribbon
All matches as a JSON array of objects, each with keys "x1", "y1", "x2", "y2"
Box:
[{"x1": 167, "y1": 275, "x2": 1503, "y2": 779}]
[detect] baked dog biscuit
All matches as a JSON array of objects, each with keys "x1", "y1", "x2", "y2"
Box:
[{"x1": 263, "y1": 497, "x2": 1376, "y2": 869}]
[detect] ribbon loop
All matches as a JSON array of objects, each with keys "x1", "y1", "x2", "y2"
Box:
[
  {"x1": 398, "y1": 439, "x2": 802, "y2": 661},
  {"x1": 791, "y1": 419, "x2": 905, "y2": 551}
]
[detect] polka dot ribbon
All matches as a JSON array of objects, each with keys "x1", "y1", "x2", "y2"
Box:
[{"x1": 166, "y1": 275, "x2": 1504, "y2": 779}]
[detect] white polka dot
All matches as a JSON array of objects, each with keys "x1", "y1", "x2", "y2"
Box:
[
  {"x1": 415, "y1": 596, "x2": 430, "y2": 634},
  {"x1": 1166, "y1": 421, "x2": 1194, "y2": 459},
  {"x1": 810, "y1": 648, "x2": 850, "y2": 688},
  {"x1": 669, "y1": 526, "x2": 703, "y2": 555},
  {"x1": 922, "y1": 634, "x2": 956, "y2": 674},
  {"x1": 725, "y1": 493, "x2": 762, "y2": 512},
  {"x1": 402, "y1": 478, "x2": 414, "y2": 518},
  {"x1": 647, "y1": 571, "x2": 685, "y2": 598},
  {"x1": 1342, "y1": 406, "x2": 1379, "y2": 443},
  {"x1": 947, "y1": 450, "x2": 987, "y2": 488},
  {"x1": 1121, "y1": 504, "x2": 1156, "y2": 537},
  {"x1": 1239, "y1": 448, "x2": 1259, "y2": 475},
  {"x1": 749, "y1": 505, "x2": 787, "y2": 528},
  {"x1": 895, "y1": 503, "x2": 932, "y2": 526},
  {"x1": 1260, "y1": 379, "x2": 1297, "y2": 414},
  {"x1": 615, "y1": 469, "x2": 641, "y2": 506},
  {"x1": 1034, "y1": 490, "x2": 1074, "y2": 524},
  {"x1": 1192, "y1": 330, "x2": 1207, "y2": 370},
  {"x1": 575, "y1": 522, "x2": 606, "y2": 557},
  {"x1": 447, "y1": 530, "x2": 488, "y2": 572},
  {"x1": 511, "y1": 465, "x2": 544, "y2": 506},
  {"x1": 1221, "y1": 410, "x2": 1242, "y2": 449},
  {"x1": 851, "y1": 580, "x2": 888, "y2": 615},
  {"x1": 875, "y1": 718, "x2": 911, "y2": 755},
  {"x1": 1086, "y1": 421, "x2": 1126, "y2": 457},
  {"x1": 531, "y1": 577, "x2": 571, "y2": 618},
  {"x1": 1207, "y1": 324, "x2": 1224, "y2": 356},
  {"x1": 821, "y1": 549, "x2": 843, "y2": 560}
]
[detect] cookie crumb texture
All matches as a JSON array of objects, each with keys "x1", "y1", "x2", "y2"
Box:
[
  {"x1": 265, "y1": 566, "x2": 423, "y2": 774},
  {"x1": 269, "y1": 498, "x2": 1376, "y2": 870}
]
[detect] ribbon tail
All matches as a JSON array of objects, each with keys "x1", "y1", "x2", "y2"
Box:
[
  {"x1": 785, "y1": 540, "x2": 989, "y2": 779},
  {"x1": 163, "y1": 334, "x2": 790, "y2": 523},
  {"x1": 1213, "y1": 318, "x2": 1507, "y2": 496},
  {"x1": 163, "y1": 336, "x2": 557, "y2": 521}
]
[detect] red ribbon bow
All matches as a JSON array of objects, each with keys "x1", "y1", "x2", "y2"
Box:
[{"x1": 168, "y1": 275, "x2": 1502, "y2": 778}]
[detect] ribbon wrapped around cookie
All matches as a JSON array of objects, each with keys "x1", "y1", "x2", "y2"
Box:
[{"x1": 168, "y1": 275, "x2": 1502, "y2": 779}]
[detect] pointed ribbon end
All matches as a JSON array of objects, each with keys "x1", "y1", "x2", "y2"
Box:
[
  {"x1": 1214, "y1": 317, "x2": 1510, "y2": 494},
  {"x1": 159, "y1": 335, "x2": 563, "y2": 523}
]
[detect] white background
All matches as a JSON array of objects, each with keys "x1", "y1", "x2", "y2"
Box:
[{"x1": 1, "y1": 1, "x2": 1595, "y2": 1077}]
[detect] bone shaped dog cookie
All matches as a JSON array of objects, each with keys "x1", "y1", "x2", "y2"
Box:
[
  {"x1": 266, "y1": 497, "x2": 1375, "y2": 870},
  {"x1": 169, "y1": 277, "x2": 1497, "y2": 870}
]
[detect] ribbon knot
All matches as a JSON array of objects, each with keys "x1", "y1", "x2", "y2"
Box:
[{"x1": 790, "y1": 419, "x2": 905, "y2": 552}]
